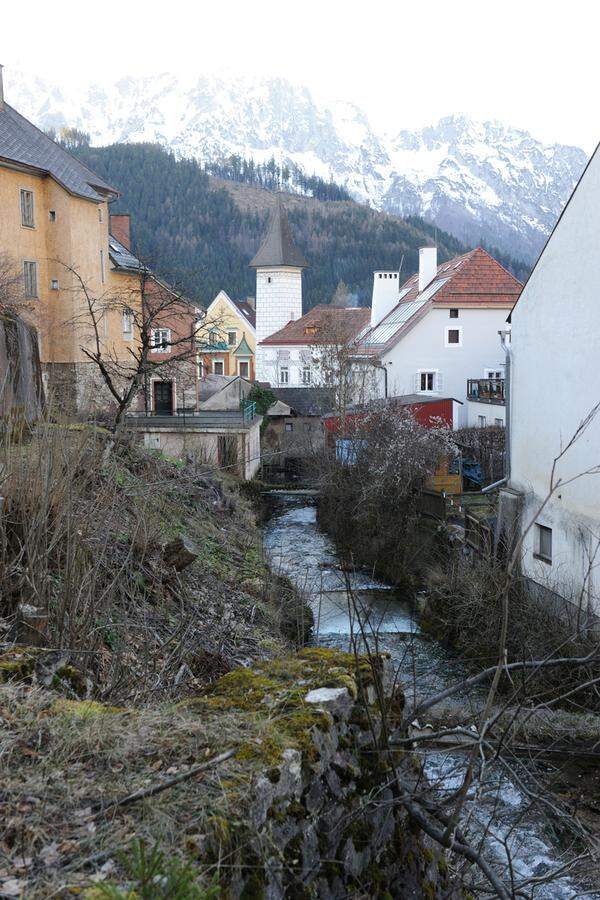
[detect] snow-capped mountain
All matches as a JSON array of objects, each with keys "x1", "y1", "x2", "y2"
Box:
[{"x1": 6, "y1": 69, "x2": 587, "y2": 262}]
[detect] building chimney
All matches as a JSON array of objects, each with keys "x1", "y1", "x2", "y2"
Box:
[
  {"x1": 0, "y1": 64, "x2": 4, "y2": 110},
  {"x1": 246, "y1": 296, "x2": 255, "y2": 310},
  {"x1": 370, "y1": 270, "x2": 401, "y2": 328},
  {"x1": 418, "y1": 247, "x2": 437, "y2": 293},
  {"x1": 110, "y1": 213, "x2": 131, "y2": 250}
]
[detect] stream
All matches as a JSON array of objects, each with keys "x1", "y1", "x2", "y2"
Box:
[{"x1": 263, "y1": 493, "x2": 599, "y2": 900}]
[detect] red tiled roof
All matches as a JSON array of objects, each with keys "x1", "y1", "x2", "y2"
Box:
[
  {"x1": 356, "y1": 248, "x2": 522, "y2": 354},
  {"x1": 260, "y1": 305, "x2": 370, "y2": 346}
]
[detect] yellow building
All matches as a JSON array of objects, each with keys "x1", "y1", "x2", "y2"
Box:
[
  {"x1": 0, "y1": 69, "x2": 145, "y2": 411},
  {"x1": 200, "y1": 290, "x2": 256, "y2": 380}
]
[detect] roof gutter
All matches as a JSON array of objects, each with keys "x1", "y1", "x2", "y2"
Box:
[{"x1": 499, "y1": 328, "x2": 512, "y2": 481}]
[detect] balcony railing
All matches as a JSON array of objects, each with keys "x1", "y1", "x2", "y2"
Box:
[
  {"x1": 467, "y1": 378, "x2": 505, "y2": 405},
  {"x1": 126, "y1": 406, "x2": 257, "y2": 428}
]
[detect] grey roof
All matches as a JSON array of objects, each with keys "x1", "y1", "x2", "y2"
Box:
[
  {"x1": 360, "y1": 278, "x2": 450, "y2": 347},
  {"x1": 270, "y1": 387, "x2": 335, "y2": 416},
  {"x1": 0, "y1": 102, "x2": 119, "y2": 202},
  {"x1": 249, "y1": 196, "x2": 309, "y2": 268},
  {"x1": 108, "y1": 234, "x2": 143, "y2": 272}
]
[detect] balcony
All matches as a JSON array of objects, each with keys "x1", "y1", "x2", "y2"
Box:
[
  {"x1": 467, "y1": 378, "x2": 505, "y2": 405},
  {"x1": 126, "y1": 403, "x2": 257, "y2": 429}
]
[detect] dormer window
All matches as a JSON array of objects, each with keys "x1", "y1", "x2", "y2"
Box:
[{"x1": 304, "y1": 325, "x2": 318, "y2": 336}]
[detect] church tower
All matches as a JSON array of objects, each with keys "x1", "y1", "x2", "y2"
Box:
[{"x1": 250, "y1": 197, "x2": 308, "y2": 383}]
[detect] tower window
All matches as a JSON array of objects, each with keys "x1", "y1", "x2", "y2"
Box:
[
  {"x1": 267, "y1": 276, "x2": 272, "y2": 283},
  {"x1": 450, "y1": 308, "x2": 459, "y2": 318},
  {"x1": 49, "y1": 210, "x2": 56, "y2": 222}
]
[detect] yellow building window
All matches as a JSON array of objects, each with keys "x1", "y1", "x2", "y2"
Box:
[
  {"x1": 20, "y1": 189, "x2": 34, "y2": 228},
  {"x1": 23, "y1": 261, "x2": 38, "y2": 298}
]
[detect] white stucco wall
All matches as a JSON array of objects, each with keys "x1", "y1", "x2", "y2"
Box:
[
  {"x1": 378, "y1": 307, "x2": 509, "y2": 426},
  {"x1": 509, "y1": 146, "x2": 600, "y2": 613},
  {"x1": 467, "y1": 400, "x2": 506, "y2": 428},
  {"x1": 255, "y1": 267, "x2": 303, "y2": 382}
]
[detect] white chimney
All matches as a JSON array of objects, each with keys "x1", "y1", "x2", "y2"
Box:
[
  {"x1": 371, "y1": 271, "x2": 401, "y2": 328},
  {"x1": 418, "y1": 247, "x2": 438, "y2": 293}
]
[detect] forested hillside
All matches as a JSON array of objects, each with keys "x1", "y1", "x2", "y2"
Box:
[{"x1": 75, "y1": 142, "x2": 528, "y2": 307}]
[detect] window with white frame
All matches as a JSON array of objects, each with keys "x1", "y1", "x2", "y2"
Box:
[
  {"x1": 238, "y1": 360, "x2": 250, "y2": 378},
  {"x1": 534, "y1": 523, "x2": 552, "y2": 563},
  {"x1": 227, "y1": 330, "x2": 237, "y2": 347},
  {"x1": 285, "y1": 422, "x2": 293, "y2": 432},
  {"x1": 151, "y1": 328, "x2": 171, "y2": 352},
  {"x1": 302, "y1": 366, "x2": 311, "y2": 384},
  {"x1": 478, "y1": 415, "x2": 487, "y2": 427},
  {"x1": 213, "y1": 360, "x2": 224, "y2": 375},
  {"x1": 23, "y1": 261, "x2": 38, "y2": 299},
  {"x1": 20, "y1": 189, "x2": 34, "y2": 228},
  {"x1": 279, "y1": 367, "x2": 289, "y2": 384},
  {"x1": 122, "y1": 308, "x2": 134, "y2": 339},
  {"x1": 485, "y1": 369, "x2": 503, "y2": 379},
  {"x1": 494, "y1": 418, "x2": 503, "y2": 427},
  {"x1": 445, "y1": 326, "x2": 462, "y2": 347},
  {"x1": 209, "y1": 330, "x2": 219, "y2": 345},
  {"x1": 417, "y1": 371, "x2": 437, "y2": 393}
]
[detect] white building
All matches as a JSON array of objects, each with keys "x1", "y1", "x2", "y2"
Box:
[
  {"x1": 258, "y1": 304, "x2": 370, "y2": 388},
  {"x1": 354, "y1": 247, "x2": 521, "y2": 427},
  {"x1": 500, "y1": 144, "x2": 600, "y2": 616},
  {"x1": 251, "y1": 197, "x2": 308, "y2": 383}
]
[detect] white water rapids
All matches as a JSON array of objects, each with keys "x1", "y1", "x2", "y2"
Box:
[{"x1": 263, "y1": 495, "x2": 599, "y2": 900}]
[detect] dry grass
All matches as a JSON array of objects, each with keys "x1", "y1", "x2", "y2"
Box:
[
  {"x1": 0, "y1": 421, "x2": 297, "y2": 703},
  {"x1": 0, "y1": 681, "x2": 250, "y2": 896}
]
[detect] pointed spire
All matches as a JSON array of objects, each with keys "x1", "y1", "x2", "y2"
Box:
[{"x1": 249, "y1": 195, "x2": 309, "y2": 268}]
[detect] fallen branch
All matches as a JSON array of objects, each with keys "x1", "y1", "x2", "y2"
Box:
[
  {"x1": 91, "y1": 748, "x2": 237, "y2": 817},
  {"x1": 409, "y1": 651, "x2": 600, "y2": 720}
]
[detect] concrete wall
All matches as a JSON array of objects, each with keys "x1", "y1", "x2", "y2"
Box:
[
  {"x1": 142, "y1": 421, "x2": 261, "y2": 480},
  {"x1": 508, "y1": 146, "x2": 600, "y2": 614},
  {"x1": 379, "y1": 307, "x2": 509, "y2": 426}
]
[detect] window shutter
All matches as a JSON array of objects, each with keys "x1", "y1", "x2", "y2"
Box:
[
  {"x1": 436, "y1": 371, "x2": 444, "y2": 393},
  {"x1": 414, "y1": 372, "x2": 421, "y2": 392}
]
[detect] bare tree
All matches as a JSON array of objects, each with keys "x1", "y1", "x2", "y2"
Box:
[{"x1": 56, "y1": 260, "x2": 207, "y2": 429}]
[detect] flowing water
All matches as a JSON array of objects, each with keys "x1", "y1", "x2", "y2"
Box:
[{"x1": 263, "y1": 494, "x2": 598, "y2": 899}]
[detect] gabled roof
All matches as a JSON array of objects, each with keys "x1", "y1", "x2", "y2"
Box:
[
  {"x1": 207, "y1": 290, "x2": 256, "y2": 332},
  {"x1": 231, "y1": 297, "x2": 256, "y2": 329},
  {"x1": 249, "y1": 196, "x2": 309, "y2": 269},
  {"x1": 0, "y1": 102, "x2": 119, "y2": 202},
  {"x1": 356, "y1": 248, "x2": 522, "y2": 356},
  {"x1": 260, "y1": 305, "x2": 370, "y2": 346},
  {"x1": 108, "y1": 234, "x2": 143, "y2": 272}
]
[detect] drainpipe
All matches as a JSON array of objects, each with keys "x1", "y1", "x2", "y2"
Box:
[{"x1": 499, "y1": 329, "x2": 512, "y2": 481}]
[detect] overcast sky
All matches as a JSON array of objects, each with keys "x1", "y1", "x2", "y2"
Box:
[{"x1": 1, "y1": 0, "x2": 596, "y2": 151}]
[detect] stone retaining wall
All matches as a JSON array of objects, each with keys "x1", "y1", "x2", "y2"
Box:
[{"x1": 199, "y1": 649, "x2": 459, "y2": 898}]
